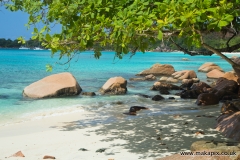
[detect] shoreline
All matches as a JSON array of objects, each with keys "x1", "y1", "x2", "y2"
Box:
[
  {"x1": 1, "y1": 50, "x2": 240, "y2": 159},
  {"x1": 0, "y1": 105, "x2": 235, "y2": 160}
]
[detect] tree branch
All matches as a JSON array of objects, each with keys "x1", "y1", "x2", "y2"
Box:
[
  {"x1": 196, "y1": 30, "x2": 240, "y2": 70},
  {"x1": 169, "y1": 37, "x2": 214, "y2": 56},
  {"x1": 202, "y1": 43, "x2": 237, "y2": 67},
  {"x1": 218, "y1": 41, "x2": 240, "y2": 53}
]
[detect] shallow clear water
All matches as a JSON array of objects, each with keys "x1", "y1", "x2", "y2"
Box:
[{"x1": 0, "y1": 49, "x2": 237, "y2": 125}]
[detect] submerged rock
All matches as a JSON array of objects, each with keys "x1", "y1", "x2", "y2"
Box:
[
  {"x1": 99, "y1": 76, "x2": 127, "y2": 95},
  {"x1": 152, "y1": 95, "x2": 165, "y2": 101},
  {"x1": 160, "y1": 89, "x2": 170, "y2": 95},
  {"x1": 81, "y1": 92, "x2": 96, "y2": 96},
  {"x1": 23, "y1": 72, "x2": 82, "y2": 98},
  {"x1": 111, "y1": 101, "x2": 124, "y2": 105},
  {"x1": 0, "y1": 95, "x2": 9, "y2": 99},
  {"x1": 135, "y1": 93, "x2": 151, "y2": 98},
  {"x1": 129, "y1": 77, "x2": 145, "y2": 81}
]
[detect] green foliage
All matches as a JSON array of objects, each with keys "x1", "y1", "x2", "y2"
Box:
[
  {"x1": 4, "y1": 0, "x2": 240, "y2": 59},
  {"x1": 46, "y1": 64, "x2": 53, "y2": 72}
]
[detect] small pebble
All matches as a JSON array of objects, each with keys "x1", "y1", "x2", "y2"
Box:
[
  {"x1": 96, "y1": 148, "x2": 107, "y2": 153},
  {"x1": 79, "y1": 148, "x2": 88, "y2": 151}
]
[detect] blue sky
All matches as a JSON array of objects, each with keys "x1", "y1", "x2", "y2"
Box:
[
  {"x1": 0, "y1": 7, "x2": 33, "y2": 40},
  {"x1": 0, "y1": 7, "x2": 61, "y2": 40}
]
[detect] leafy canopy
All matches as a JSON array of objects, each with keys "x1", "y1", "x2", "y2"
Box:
[{"x1": 5, "y1": 0, "x2": 240, "y2": 61}]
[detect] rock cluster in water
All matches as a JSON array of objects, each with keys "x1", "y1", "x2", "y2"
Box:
[{"x1": 22, "y1": 61, "x2": 240, "y2": 142}]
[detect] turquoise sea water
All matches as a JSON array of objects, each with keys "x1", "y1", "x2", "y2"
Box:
[{"x1": 0, "y1": 49, "x2": 237, "y2": 125}]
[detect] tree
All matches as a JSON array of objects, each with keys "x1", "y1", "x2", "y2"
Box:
[{"x1": 4, "y1": 0, "x2": 240, "y2": 72}]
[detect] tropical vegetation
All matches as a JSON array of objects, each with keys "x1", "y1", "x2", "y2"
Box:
[{"x1": 1, "y1": 0, "x2": 240, "y2": 72}]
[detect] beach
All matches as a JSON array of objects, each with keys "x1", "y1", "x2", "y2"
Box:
[
  {"x1": 0, "y1": 104, "x2": 235, "y2": 160},
  {"x1": 1, "y1": 50, "x2": 240, "y2": 159}
]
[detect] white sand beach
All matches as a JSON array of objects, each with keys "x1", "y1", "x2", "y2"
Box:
[{"x1": 0, "y1": 105, "x2": 236, "y2": 160}]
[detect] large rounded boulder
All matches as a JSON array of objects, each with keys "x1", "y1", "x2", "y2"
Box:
[
  {"x1": 206, "y1": 69, "x2": 225, "y2": 79},
  {"x1": 137, "y1": 63, "x2": 175, "y2": 76},
  {"x1": 99, "y1": 77, "x2": 127, "y2": 95},
  {"x1": 23, "y1": 72, "x2": 82, "y2": 98},
  {"x1": 198, "y1": 62, "x2": 223, "y2": 72}
]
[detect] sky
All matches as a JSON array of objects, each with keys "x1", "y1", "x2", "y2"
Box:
[
  {"x1": 0, "y1": 7, "x2": 60, "y2": 40},
  {"x1": 0, "y1": 7, "x2": 33, "y2": 40}
]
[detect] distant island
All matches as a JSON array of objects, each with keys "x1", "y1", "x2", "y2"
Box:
[
  {"x1": 0, "y1": 38, "x2": 45, "y2": 49},
  {"x1": 2, "y1": 33, "x2": 240, "y2": 52}
]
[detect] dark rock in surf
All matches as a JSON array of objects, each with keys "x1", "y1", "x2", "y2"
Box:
[
  {"x1": 191, "y1": 82, "x2": 211, "y2": 92},
  {"x1": 160, "y1": 89, "x2": 170, "y2": 95},
  {"x1": 0, "y1": 95, "x2": 9, "y2": 99},
  {"x1": 124, "y1": 106, "x2": 149, "y2": 115},
  {"x1": 152, "y1": 95, "x2": 165, "y2": 101},
  {"x1": 135, "y1": 94, "x2": 151, "y2": 98},
  {"x1": 180, "y1": 90, "x2": 201, "y2": 99},
  {"x1": 196, "y1": 93, "x2": 219, "y2": 106},
  {"x1": 81, "y1": 92, "x2": 96, "y2": 96},
  {"x1": 221, "y1": 100, "x2": 240, "y2": 114}
]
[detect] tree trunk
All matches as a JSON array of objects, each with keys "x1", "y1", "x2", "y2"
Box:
[{"x1": 202, "y1": 43, "x2": 240, "y2": 78}]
